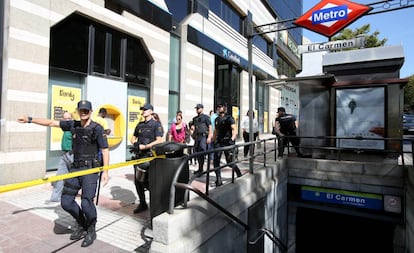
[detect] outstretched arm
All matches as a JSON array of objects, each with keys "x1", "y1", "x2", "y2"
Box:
[{"x1": 17, "y1": 115, "x2": 60, "y2": 127}]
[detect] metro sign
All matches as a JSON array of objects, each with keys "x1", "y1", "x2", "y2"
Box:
[{"x1": 294, "y1": 0, "x2": 372, "y2": 37}]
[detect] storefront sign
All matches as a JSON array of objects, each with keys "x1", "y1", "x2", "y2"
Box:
[
  {"x1": 301, "y1": 186, "x2": 383, "y2": 210},
  {"x1": 299, "y1": 37, "x2": 365, "y2": 54},
  {"x1": 222, "y1": 48, "x2": 240, "y2": 65},
  {"x1": 294, "y1": 0, "x2": 372, "y2": 37}
]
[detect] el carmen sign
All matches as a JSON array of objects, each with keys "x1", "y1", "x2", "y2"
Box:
[{"x1": 294, "y1": 0, "x2": 372, "y2": 37}]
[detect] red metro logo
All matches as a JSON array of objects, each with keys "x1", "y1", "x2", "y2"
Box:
[{"x1": 294, "y1": 0, "x2": 372, "y2": 37}]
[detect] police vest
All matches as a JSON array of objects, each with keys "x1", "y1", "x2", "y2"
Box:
[
  {"x1": 193, "y1": 114, "x2": 209, "y2": 135},
  {"x1": 136, "y1": 119, "x2": 158, "y2": 145},
  {"x1": 71, "y1": 121, "x2": 99, "y2": 161},
  {"x1": 215, "y1": 114, "x2": 234, "y2": 140},
  {"x1": 277, "y1": 114, "x2": 296, "y2": 134}
]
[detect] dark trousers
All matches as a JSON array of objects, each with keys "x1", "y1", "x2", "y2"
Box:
[
  {"x1": 61, "y1": 167, "x2": 99, "y2": 227},
  {"x1": 242, "y1": 131, "x2": 259, "y2": 157},
  {"x1": 194, "y1": 135, "x2": 207, "y2": 172},
  {"x1": 278, "y1": 132, "x2": 302, "y2": 156},
  {"x1": 213, "y1": 142, "x2": 242, "y2": 178},
  {"x1": 134, "y1": 159, "x2": 150, "y2": 205}
]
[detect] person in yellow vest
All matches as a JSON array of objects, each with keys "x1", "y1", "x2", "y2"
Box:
[{"x1": 94, "y1": 107, "x2": 111, "y2": 135}]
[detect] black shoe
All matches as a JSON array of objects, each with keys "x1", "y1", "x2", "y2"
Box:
[
  {"x1": 81, "y1": 226, "x2": 96, "y2": 247},
  {"x1": 215, "y1": 179, "x2": 223, "y2": 187},
  {"x1": 193, "y1": 169, "x2": 202, "y2": 175},
  {"x1": 70, "y1": 225, "x2": 85, "y2": 240},
  {"x1": 133, "y1": 203, "x2": 148, "y2": 214}
]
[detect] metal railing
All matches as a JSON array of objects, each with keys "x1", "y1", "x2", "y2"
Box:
[{"x1": 166, "y1": 135, "x2": 412, "y2": 252}]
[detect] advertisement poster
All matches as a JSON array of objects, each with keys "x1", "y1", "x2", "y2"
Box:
[
  {"x1": 127, "y1": 96, "x2": 146, "y2": 142},
  {"x1": 50, "y1": 85, "x2": 81, "y2": 150},
  {"x1": 336, "y1": 87, "x2": 384, "y2": 149},
  {"x1": 232, "y1": 106, "x2": 239, "y2": 132},
  {"x1": 281, "y1": 84, "x2": 299, "y2": 117}
]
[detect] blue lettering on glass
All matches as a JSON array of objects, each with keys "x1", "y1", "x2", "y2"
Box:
[{"x1": 312, "y1": 5, "x2": 348, "y2": 25}]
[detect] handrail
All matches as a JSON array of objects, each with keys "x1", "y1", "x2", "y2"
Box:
[
  {"x1": 174, "y1": 183, "x2": 249, "y2": 230},
  {"x1": 166, "y1": 135, "x2": 412, "y2": 253},
  {"x1": 249, "y1": 228, "x2": 287, "y2": 253},
  {"x1": 169, "y1": 135, "x2": 413, "y2": 214}
]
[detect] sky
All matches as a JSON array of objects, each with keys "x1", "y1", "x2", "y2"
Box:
[{"x1": 302, "y1": 0, "x2": 414, "y2": 78}]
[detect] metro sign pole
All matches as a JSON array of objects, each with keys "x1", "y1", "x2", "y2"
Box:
[{"x1": 294, "y1": 0, "x2": 372, "y2": 38}]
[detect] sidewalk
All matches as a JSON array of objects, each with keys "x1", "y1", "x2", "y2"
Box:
[{"x1": 0, "y1": 140, "x2": 274, "y2": 253}]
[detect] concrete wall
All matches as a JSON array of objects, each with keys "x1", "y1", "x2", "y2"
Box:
[
  {"x1": 150, "y1": 164, "x2": 288, "y2": 253},
  {"x1": 407, "y1": 165, "x2": 414, "y2": 252}
]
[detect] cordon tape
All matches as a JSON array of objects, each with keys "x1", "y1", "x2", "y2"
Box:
[{"x1": 0, "y1": 153, "x2": 166, "y2": 194}]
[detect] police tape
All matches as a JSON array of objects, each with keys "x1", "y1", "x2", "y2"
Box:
[{"x1": 0, "y1": 154, "x2": 166, "y2": 194}]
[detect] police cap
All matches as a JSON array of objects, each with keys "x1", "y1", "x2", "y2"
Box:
[
  {"x1": 77, "y1": 100, "x2": 92, "y2": 111},
  {"x1": 140, "y1": 103, "x2": 154, "y2": 111}
]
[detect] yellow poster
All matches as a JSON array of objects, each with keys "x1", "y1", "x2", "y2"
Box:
[
  {"x1": 232, "y1": 106, "x2": 239, "y2": 133},
  {"x1": 264, "y1": 111, "x2": 268, "y2": 132},
  {"x1": 127, "y1": 96, "x2": 146, "y2": 142},
  {"x1": 50, "y1": 85, "x2": 82, "y2": 150}
]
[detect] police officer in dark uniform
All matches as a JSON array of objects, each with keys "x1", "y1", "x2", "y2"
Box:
[
  {"x1": 191, "y1": 103, "x2": 212, "y2": 175},
  {"x1": 213, "y1": 103, "x2": 242, "y2": 186},
  {"x1": 274, "y1": 107, "x2": 303, "y2": 157},
  {"x1": 17, "y1": 100, "x2": 109, "y2": 248},
  {"x1": 130, "y1": 103, "x2": 164, "y2": 214}
]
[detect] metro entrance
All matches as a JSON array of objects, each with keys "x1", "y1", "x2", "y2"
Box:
[{"x1": 296, "y1": 207, "x2": 394, "y2": 253}]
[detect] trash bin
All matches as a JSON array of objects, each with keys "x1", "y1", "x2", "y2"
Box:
[{"x1": 148, "y1": 142, "x2": 189, "y2": 221}]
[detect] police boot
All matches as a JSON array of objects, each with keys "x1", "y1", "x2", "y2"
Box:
[
  {"x1": 234, "y1": 166, "x2": 242, "y2": 177},
  {"x1": 215, "y1": 172, "x2": 223, "y2": 187},
  {"x1": 81, "y1": 224, "x2": 96, "y2": 247},
  {"x1": 70, "y1": 215, "x2": 87, "y2": 240}
]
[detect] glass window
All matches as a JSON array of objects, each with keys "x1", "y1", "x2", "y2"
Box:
[
  {"x1": 50, "y1": 17, "x2": 89, "y2": 74},
  {"x1": 168, "y1": 36, "x2": 181, "y2": 128},
  {"x1": 165, "y1": 0, "x2": 190, "y2": 22},
  {"x1": 110, "y1": 33, "x2": 121, "y2": 77},
  {"x1": 209, "y1": 0, "x2": 242, "y2": 33},
  {"x1": 93, "y1": 28, "x2": 106, "y2": 74},
  {"x1": 125, "y1": 38, "x2": 150, "y2": 85}
]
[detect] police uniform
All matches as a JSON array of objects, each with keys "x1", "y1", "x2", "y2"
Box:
[
  {"x1": 214, "y1": 113, "x2": 242, "y2": 186},
  {"x1": 192, "y1": 110, "x2": 211, "y2": 174},
  {"x1": 275, "y1": 108, "x2": 303, "y2": 157},
  {"x1": 60, "y1": 118, "x2": 108, "y2": 245},
  {"x1": 132, "y1": 118, "x2": 163, "y2": 212}
]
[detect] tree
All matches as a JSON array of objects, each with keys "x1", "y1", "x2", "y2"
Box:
[
  {"x1": 404, "y1": 75, "x2": 414, "y2": 113},
  {"x1": 332, "y1": 24, "x2": 387, "y2": 48}
]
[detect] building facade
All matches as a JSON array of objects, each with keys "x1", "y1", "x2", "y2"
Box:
[{"x1": 0, "y1": 0, "x2": 302, "y2": 184}]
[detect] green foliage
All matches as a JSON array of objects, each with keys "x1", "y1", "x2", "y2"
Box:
[
  {"x1": 332, "y1": 24, "x2": 387, "y2": 48},
  {"x1": 404, "y1": 75, "x2": 414, "y2": 112}
]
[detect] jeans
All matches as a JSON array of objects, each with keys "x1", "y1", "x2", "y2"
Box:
[{"x1": 50, "y1": 152, "x2": 73, "y2": 202}]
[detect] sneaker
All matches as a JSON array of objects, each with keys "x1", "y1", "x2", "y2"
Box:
[{"x1": 133, "y1": 203, "x2": 148, "y2": 214}]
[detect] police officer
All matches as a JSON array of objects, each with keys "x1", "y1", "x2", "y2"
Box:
[
  {"x1": 213, "y1": 103, "x2": 242, "y2": 186},
  {"x1": 191, "y1": 103, "x2": 212, "y2": 175},
  {"x1": 17, "y1": 100, "x2": 109, "y2": 248},
  {"x1": 274, "y1": 107, "x2": 303, "y2": 157},
  {"x1": 130, "y1": 103, "x2": 163, "y2": 214}
]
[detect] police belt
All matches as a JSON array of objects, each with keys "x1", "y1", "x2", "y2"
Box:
[
  {"x1": 196, "y1": 132, "x2": 208, "y2": 137},
  {"x1": 72, "y1": 160, "x2": 93, "y2": 168}
]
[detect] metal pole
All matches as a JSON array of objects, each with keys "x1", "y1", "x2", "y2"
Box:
[{"x1": 247, "y1": 14, "x2": 254, "y2": 174}]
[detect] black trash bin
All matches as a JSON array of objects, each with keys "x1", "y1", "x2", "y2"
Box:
[{"x1": 148, "y1": 142, "x2": 189, "y2": 221}]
